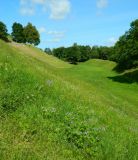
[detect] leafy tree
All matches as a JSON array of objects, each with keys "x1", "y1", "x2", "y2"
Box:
[
  {"x1": 91, "y1": 46, "x2": 100, "y2": 59},
  {"x1": 44, "y1": 48, "x2": 52, "y2": 55},
  {"x1": 53, "y1": 44, "x2": 81, "y2": 64},
  {"x1": 66, "y1": 43, "x2": 81, "y2": 64},
  {"x1": 129, "y1": 19, "x2": 138, "y2": 40},
  {"x1": 0, "y1": 21, "x2": 8, "y2": 41},
  {"x1": 11, "y1": 22, "x2": 25, "y2": 43},
  {"x1": 114, "y1": 19, "x2": 138, "y2": 70},
  {"x1": 79, "y1": 45, "x2": 91, "y2": 62},
  {"x1": 107, "y1": 47, "x2": 116, "y2": 61},
  {"x1": 91, "y1": 46, "x2": 113, "y2": 60},
  {"x1": 98, "y1": 46, "x2": 111, "y2": 60},
  {"x1": 53, "y1": 47, "x2": 65, "y2": 59},
  {"x1": 24, "y1": 23, "x2": 40, "y2": 46}
]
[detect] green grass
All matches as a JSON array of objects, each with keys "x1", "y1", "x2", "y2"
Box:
[{"x1": 0, "y1": 40, "x2": 138, "y2": 159}]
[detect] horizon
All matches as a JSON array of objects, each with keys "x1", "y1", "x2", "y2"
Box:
[{"x1": 0, "y1": 0, "x2": 138, "y2": 49}]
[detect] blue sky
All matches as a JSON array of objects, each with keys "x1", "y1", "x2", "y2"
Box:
[{"x1": 0, "y1": 0, "x2": 138, "y2": 49}]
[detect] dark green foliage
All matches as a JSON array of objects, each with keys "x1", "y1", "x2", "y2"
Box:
[
  {"x1": 44, "y1": 48, "x2": 52, "y2": 55},
  {"x1": 98, "y1": 46, "x2": 111, "y2": 60},
  {"x1": 24, "y1": 23, "x2": 40, "y2": 46},
  {"x1": 91, "y1": 46, "x2": 113, "y2": 60},
  {"x1": 114, "y1": 19, "x2": 138, "y2": 70},
  {"x1": 66, "y1": 43, "x2": 81, "y2": 64},
  {"x1": 0, "y1": 21, "x2": 8, "y2": 41},
  {"x1": 90, "y1": 46, "x2": 99, "y2": 59},
  {"x1": 11, "y1": 22, "x2": 25, "y2": 43},
  {"x1": 130, "y1": 19, "x2": 138, "y2": 40},
  {"x1": 53, "y1": 43, "x2": 90, "y2": 64},
  {"x1": 79, "y1": 45, "x2": 91, "y2": 62},
  {"x1": 53, "y1": 47, "x2": 65, "y2": 59},
  {"x1": 53, "y1": 44, "x2": 81, "y2": 64},
  {"x1": 53, "y1": 44, "x2": 113, "y2": 64}
]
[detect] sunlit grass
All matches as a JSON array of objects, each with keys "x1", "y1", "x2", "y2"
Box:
[{"x1": 0, "y1": 40, "x2": 138, "y2": 159}]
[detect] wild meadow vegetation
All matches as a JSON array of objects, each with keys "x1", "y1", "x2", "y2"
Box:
[{"x1": 0, "y1": 19, "x2": 138, "y2": 159}]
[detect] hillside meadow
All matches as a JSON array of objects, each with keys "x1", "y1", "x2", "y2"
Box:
[{"x1": 0, "y1": 40, "x2": 138, "y2": 159}]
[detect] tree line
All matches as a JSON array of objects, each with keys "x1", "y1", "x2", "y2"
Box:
[
  {"x1": 0, "y1": 21, "x2": 40, "y2": 46},
  {"x1": 49, "y1": 44, "x2": 114, "y2": 65},
  {"x1": 44, "y1": 19, "x2": 138, "y2": 70}
]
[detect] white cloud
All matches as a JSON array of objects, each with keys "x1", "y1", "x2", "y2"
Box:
[
  {"x1": 46, "y1": 30, "x2": 65, "y2": 38},
  {"x1": 19, "y1": 0, "x2": 71, "y2": 20},
  {"x1": 20, "y1": 0, "x2": 27, "y2": 5},
  {"x1": 97, "y1": 0, "x2": 108, "y2": 9},
  {"x1": 40, "y1": 29, "x2": 65, "y2": 43},
  {"x1": 49, "y1": 0, "x2": 70, "y2": 20},
  {"x1": 108, "y1": 37, "x2": 118, "y2": 46},
  {"x1": 32, "y1": 0, "x2": 45, "y2": 4},
  {"x1": 49, "y1": 38, "x2": 61, "y2": 42},
  {"x1": 20, "y1": 7, "x2": 35, "y2": 15},
  {"x1": 44, "y1": 38, "x2": 61, "y2": 43},
  {"x1": 38, "y1": 27, "x2": 46, "y2": 33},
  {"x1": 46, "y1": 30, "x2": 65, "y2": 43}
]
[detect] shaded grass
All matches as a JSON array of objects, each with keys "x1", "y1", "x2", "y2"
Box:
[
  {"x1": 108, "y1": 69, "x2": 138, "y2": 83},
  {"x1": 0, "y1": 40, "x2": 138, "y2": 159}
]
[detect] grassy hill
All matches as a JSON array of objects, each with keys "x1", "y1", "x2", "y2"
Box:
[{"x1": 0, "y1": 40, "x2": 138, "y2": 159}]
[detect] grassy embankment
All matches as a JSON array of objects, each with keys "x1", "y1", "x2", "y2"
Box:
[{"x1": 0, "y1": 40, "x2": 138, "y2": 159}]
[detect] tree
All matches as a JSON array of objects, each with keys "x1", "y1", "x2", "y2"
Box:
[
  {"x1": 53, "y1": 47, "x2": 65, "y2": 59},
  {"x1": 24, "y1": 23, "x2": 40, "y2": 46},
  {"x1": 0, "y1": 21, "x2": 8, "y2": 41},
  {"x1": 66, "y1": 43, "x2": 81, "y2": 64},
  {"x1": 79, "y1": 45, "x2": 91, "y2": 62},
  {"x1": 11, "y1": 22, "x2": 25, "y2": 43},
  {"x1": 91, "y1": 46, "x2": 100, "y2": 59},
  {"x1": 129, "y1": 19, "x2": 138, "y2": 40},
  {"x1": 98, "y1": 46, "x2": 111, "y2": 60},
  {"x1": 114, "y1": 19, "x2": 138, "y2": 70},
  {"x1": 44, "y1": 48, "x2": 52, "y2": 55},
  {"x1": 91, "y1": 46, "x2": 113, "y2": 60}
]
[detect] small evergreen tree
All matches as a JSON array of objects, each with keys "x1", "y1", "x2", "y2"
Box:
[
  {"x1": 24, "y1": 23, "x2": 40, "y2": 46},
  {"x1": 0, "y1": 21, "x2": 8, "y2": 41}
]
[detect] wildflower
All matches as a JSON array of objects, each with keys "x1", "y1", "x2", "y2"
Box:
[{"x1": 46, "y1": 80, "x2": 53, "y2": 87}]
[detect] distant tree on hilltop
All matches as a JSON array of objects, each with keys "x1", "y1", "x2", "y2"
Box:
[
  {"x1": 0, "y1": 21, "x2": 8, "y2": 41},
  {"x1": 24, "y1": 23, "x2": 40, "y2": 46},
  {"x1": 11, "y1": 22, "x2": 25, "y2": 43},
  {"x1": 79, "y1": 45, "x2": 91, "y2": 62},
  {"x1": 66, "y1": 43, "x2": 81, "y2": 64},
  {"x1": 44, "y1": 48, "x2": 52, "y2": 55}
]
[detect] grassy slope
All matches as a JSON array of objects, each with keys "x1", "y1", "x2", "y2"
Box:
[
  {"x1": 0, "y1": 40, "x2": 138, "y2": 160},
  {"x1": 62, "y1": 60, "x2": 138, "y2": 119}
]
